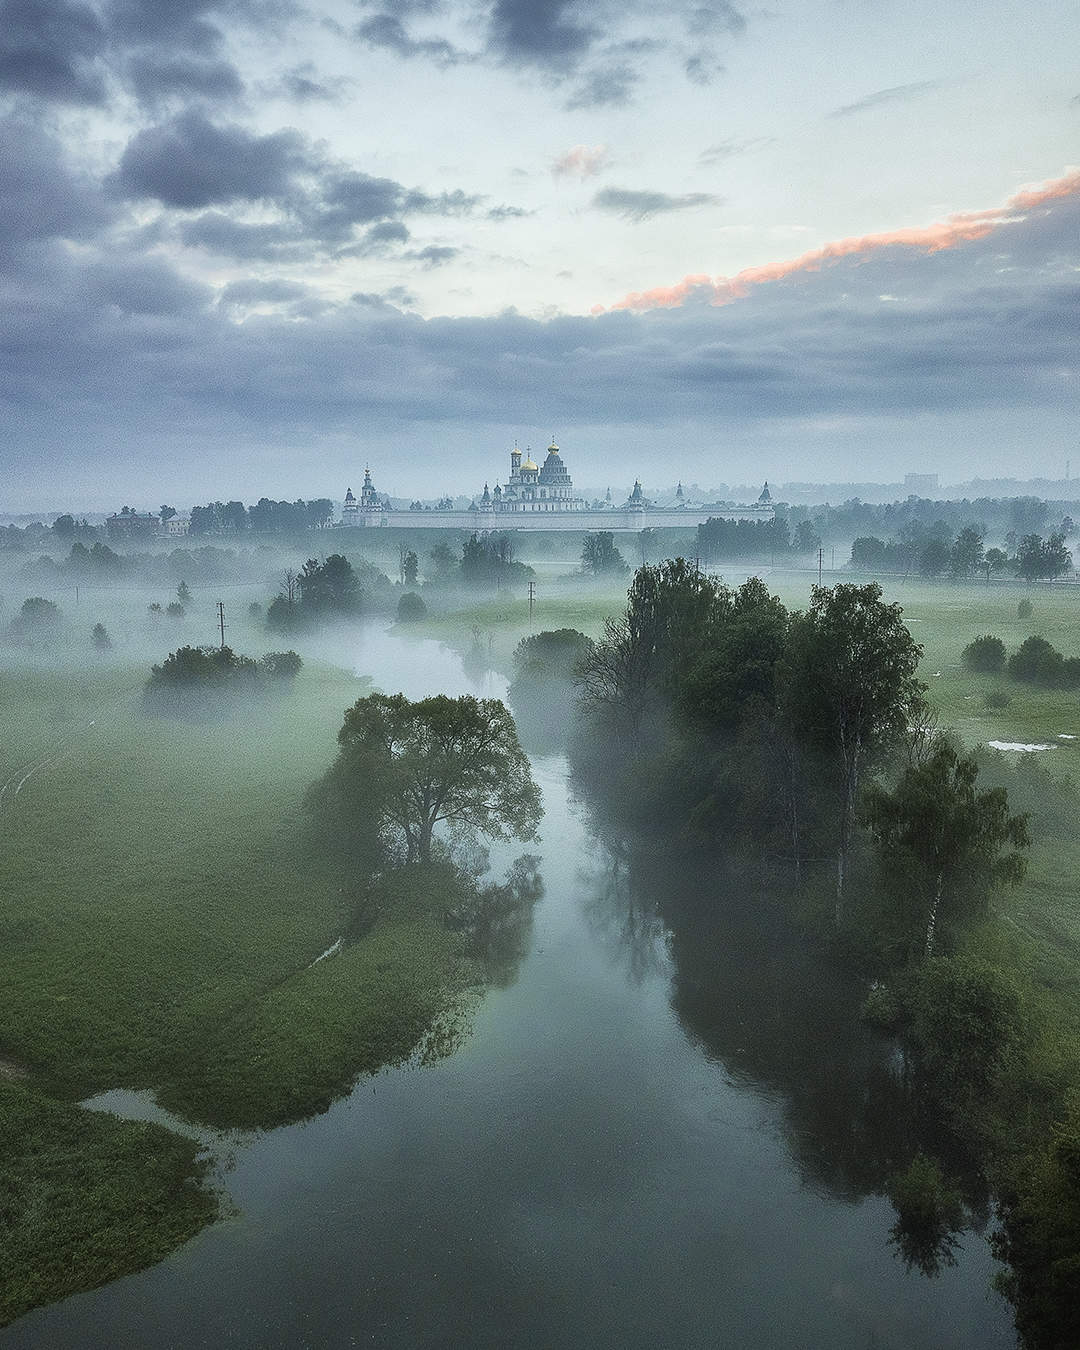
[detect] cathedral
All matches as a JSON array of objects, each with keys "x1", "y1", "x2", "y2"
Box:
[{"x1": 478, "y1": 441, "x2": 585, "y2": 514}]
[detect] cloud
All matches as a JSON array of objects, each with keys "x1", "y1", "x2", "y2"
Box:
[
  {"x1": 5, "y1": 182, "x2": 1080, "y2": 507},
  {"x1": 126, "y1": 52, "x2": 244, "y2": 106},
  {"x1": 684, "y1": 52, "x2": 724, "y2": 86},
  {"x1": 0, "y1": 116, "x2": 113, "y2": 257},
  {"x1": 687, "y1": 3, "x2": 747, "y2": 37},
  {"x1": 829, "y1": 80, "x2": 941, "y2": 118},
  {"x1": 110, "y1": 111, "x2": 309, "y2": 209},
  {"x1": 592, "y1": 187, "x2": 721, "y2": 222},
  {"x1": 218, "y1": 278, "x2": 313, "y2": 307},
  {"x1": 408, "y1": 244, "x2": 459, "y2": 267},
  {"x1": 698, "y1": 136, "x2": 774, "y2": 165},
  {"x1": 488, "y1": 0, "x2": 597, "y2": 68},
  {"x1": 552, "y1": 144, "x2": 609, "y2": 179},
  {"x1": 0, "y1": 0, "x2": 108, "y2": 104},
  {"x1": 600, "y1": 168, "x2": 1080, "y2": 310},
  {"x1": 354, "y1": 13, "x2": 470, "y2": 66},
  {"x1": 566, "y1": 62, "x2": 638, "y2": 109},
  {"x1": 273, "y1": 63, "x2": 348, "y2": 103}
]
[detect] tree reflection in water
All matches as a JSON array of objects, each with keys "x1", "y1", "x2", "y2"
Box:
[{"x1": 577, "y1": 808, "x2": 994, "y2": 1274}]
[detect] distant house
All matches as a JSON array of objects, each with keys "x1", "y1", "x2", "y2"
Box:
[
  {"x1": 105, "y1": 510, "x2": 158, "y2": 541},
  {"x1": 162, "y1": 516, "x2": 190, "y2": 537}
]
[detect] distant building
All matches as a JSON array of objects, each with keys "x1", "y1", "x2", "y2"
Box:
[
  {"x1": 481, "y1": 441, "x2": 586, "y2": 514},
  {"x1": 758, "y1": 482, "x2": 772, "y2": 503},
  {"x1": 904, "y1": 473, "x2": 939, "y2": 495},
  {"x1": 162, "y1": 515, "x2": 189, "y2": 537},
  {"x1": 105, "y1": 510, "x2": 157, "y2": 541}
]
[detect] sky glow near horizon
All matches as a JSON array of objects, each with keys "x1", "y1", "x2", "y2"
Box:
[{"x1": 1, "y1": 0, "x2": 1078, "y2": 511}]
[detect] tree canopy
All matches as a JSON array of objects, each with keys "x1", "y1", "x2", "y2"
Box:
[{"x1": 315, "y1": 693, "x2": 542, "y2": 865}]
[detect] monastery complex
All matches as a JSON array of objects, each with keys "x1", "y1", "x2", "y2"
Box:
[{"x1": 342, "y1": 441, "x2": 774, "y2": 532}]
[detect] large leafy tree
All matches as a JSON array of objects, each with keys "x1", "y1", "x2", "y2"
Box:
[
  {"x1": 780, "y1": 583, "x2": 924, "y2": 921},
  {"x1": 318, "y1": 693, "x2": 542, "y2": 865},
  {"x1": 862, "y1": 739, "x2": 1029, "y2": 958}
]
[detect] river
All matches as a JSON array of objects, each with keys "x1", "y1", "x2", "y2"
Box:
[{"x1": 2, "y1": 625, "x2": 1016, "y2": 1348}]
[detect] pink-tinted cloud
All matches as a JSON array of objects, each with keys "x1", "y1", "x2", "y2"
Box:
[
  {"x1": 552, "y1": 143, "x2": 609, "y2": 180},
  {"x1": 595, "y1": 168, "x2": 1080, "y2": 313}
]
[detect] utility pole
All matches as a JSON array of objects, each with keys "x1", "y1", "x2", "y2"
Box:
[
  {"x1": 216, "y1": 600, "x2": 226, "y2": 649},
  {"x1": 818, "y1": 547, "x2": 823, "y2": 588},
  {"x1": 528, "y1": 581, "x2": 536, "y2": 625}
]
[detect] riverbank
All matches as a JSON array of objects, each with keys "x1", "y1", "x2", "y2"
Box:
[{"x1": 0, "y1": 655, "x2": 486, "y2": 1322}]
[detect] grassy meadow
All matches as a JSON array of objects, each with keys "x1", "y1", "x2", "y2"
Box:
[{"x1": 0, "y1": 631, "x2": 475, "y2": 1321}]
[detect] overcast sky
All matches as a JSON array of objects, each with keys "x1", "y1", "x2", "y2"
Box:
[{"x1": 1, "y1": 0, "x2": 1078, "y2": 510}]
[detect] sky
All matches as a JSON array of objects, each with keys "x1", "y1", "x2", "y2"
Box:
[{"x1": 1, "y1": 0, "x2": 1078, "y2": 511}]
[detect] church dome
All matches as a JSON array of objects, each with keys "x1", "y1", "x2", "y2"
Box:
[{"x1": 522, "y1": 455, "x2": 538, "y2": 471}]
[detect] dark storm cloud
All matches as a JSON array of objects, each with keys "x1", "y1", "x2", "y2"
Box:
[
  {"x1": 829, "y1": 80, "x2": 941, "y2": 118},
  {"x1": 354, "y1": 14, "x2": 470, "y2": 67},
  {"x1": 592, "y1": 187, "x2": 721, "y2": 221},
  {"x1": 109, "y1": 111, "x2": 310, "y2": 208},
  {"x1": 0, "y1": 0, "x2": 108, "y2": 104}
]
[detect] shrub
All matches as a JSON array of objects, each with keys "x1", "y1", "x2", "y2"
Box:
[
  {"x1": 861, "y1": 982, "x2": 902, "y2": 1031},
  {"x1": 1018, "y1": 598, "x2": 1033, "y2": 619},
  {"x1": 166, "y1": 601, "x2": 185, "y2": 618},
  {"x1": 91, "y1": 622, "x2": 112, "y2": 651},
  {"x1": 983, "y1": 689, "x2": 1012, "y2": 710},
  {"x1": 962, "y1": 634, "x2": 1006, "y2": 673},
  {"x1": 1006, "y1": 636, "x2": 1080, "y2": 687},
  {"x1": 397, "y1": 592, "x2": 427, "y2": 623},
  {"x1": 259, "y1": 650, "x2": 302, "y2": 681}
]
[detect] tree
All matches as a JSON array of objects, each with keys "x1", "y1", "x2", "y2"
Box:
[
  {"x1": 962, "y1": 634, "x2": 1006, "y2": 673},
  {"x1": 296, "y1": 555, "x2": 362, "y2": 617},
  {"x1": 397, "y1": 592, "x2": 427, "y2": 622},
  {"x1": 780, "y1": 583, "x2": 924, "y2": 921},
  {"x1": 402, "y1": 550, "x2": 419, "y2": 586},
  {"x1": 176, "y1": 580, "x2": 192, "y2": 607},
  {"x1": 919, "y1": 537, "x2": 951, "y2": 578},
  {"x1": 91, "y1": 622, "x2": 112, "y2": 651},
  {"x1": 862, "y1": 739, "x2": 1028, "y2": 957},
  {"x1": 159, "y1": 505, "x2": 177, "y2": 524},
  {"x1": 581, "y1": 532, "x2": 628, "y2": 576},
  {"x1": 793, "y1": 519, "x2": 820, "y2": 555},
  {"x1": 52, "y1": 514, "x2": 75, "y2": 540},
  {"x1": 317, "y1": 693, "x2": 542, "y2": 865},
  {"x1": 259, "y1": 650, "x2": 302, "y2": 681},
  {"x1": 950, "y1": 525, "x2": 985, "y2": 579},
  {"x1": 9, "y1": 597, "x2": 61, "y2": 639}
]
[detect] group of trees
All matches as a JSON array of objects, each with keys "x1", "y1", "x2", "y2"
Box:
[
  {"x1": 188, "y1": 497, "x2": 335, "y2": 535},
  {"x1": 696, "y1": 515, "x2": 818, "y2": 563},
  {"x1": 459, "y1": 533, "x2": 535, "y2": 590},
  {"x1": 962, "y1": 631, "x2": 1080, "y2": 688},
  {"x1": 266, "y1": 555, "x2": 364, "y2": 634},
  {"x1": 145, "y1": 645, "x2": 302, "y2": 712},
  {"x1": 851, "y1": 525, "x2": 1072, "y2": 582},
  {"x1": 573, "y1": 564, "x2": 1027, "y2": 961},
  {"x1": 580, "y1": 532, "x2": 628, "y2": 576}
]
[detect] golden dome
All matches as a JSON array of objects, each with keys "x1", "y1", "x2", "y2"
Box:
[{"x1": 522, "y1": 455, "x2": 538, "y2": 471}]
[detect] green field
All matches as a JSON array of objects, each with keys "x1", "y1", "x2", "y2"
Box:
[{"x1": 0, "y1": 652, "x2": 478, "y2": 1322}]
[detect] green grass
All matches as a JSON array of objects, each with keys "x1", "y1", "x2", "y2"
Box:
[
  {"x1": 0, "y1": 656, "x2": 480, "y2": 1322},
  {"x1": 0, "y1": 1081, "x2": 217, "y2": 1327}
]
